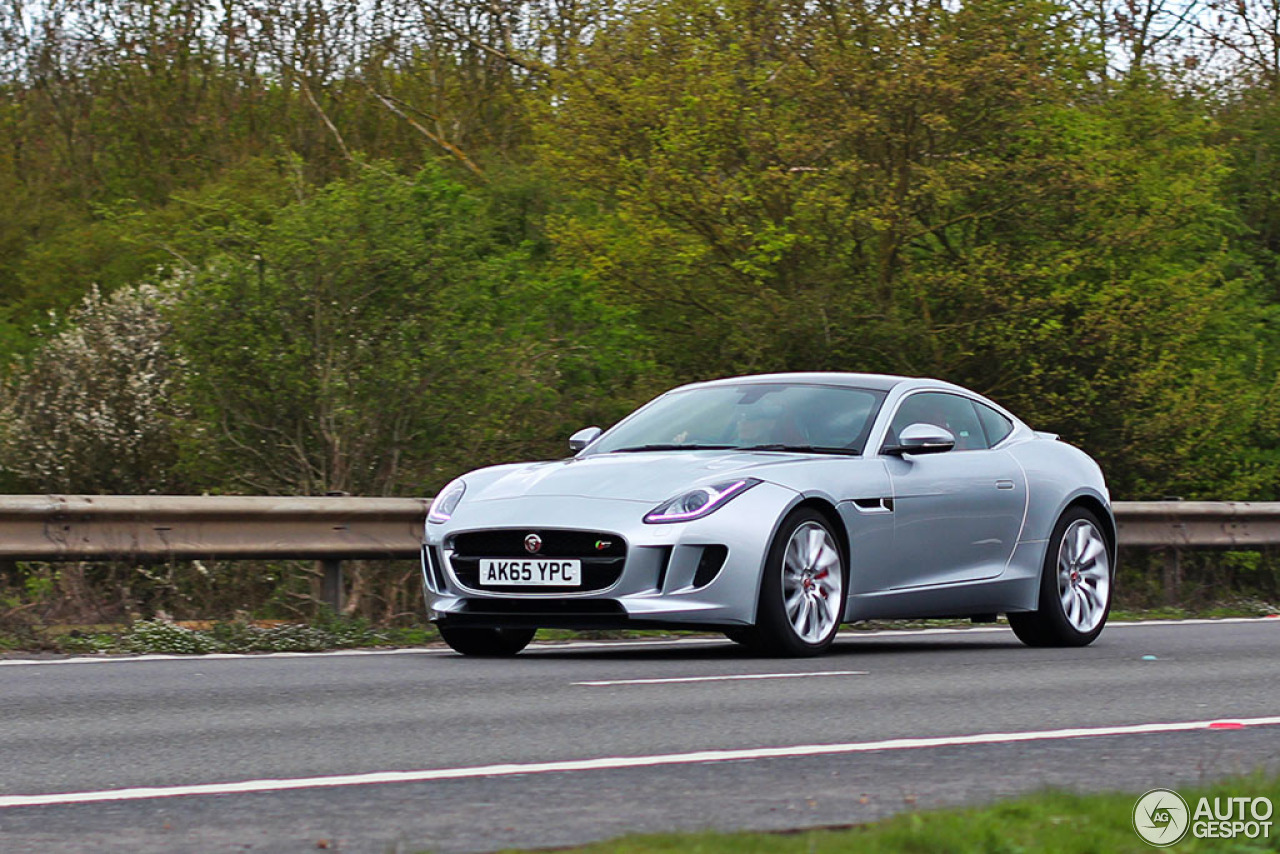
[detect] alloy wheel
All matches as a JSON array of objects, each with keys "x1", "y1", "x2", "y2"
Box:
[
  {"x1": 1056, "y1": 519, "x2": 1110, "y2": 634},
  {"x1": 781, "y1": 521, "x2": 844, "y2": 643}
]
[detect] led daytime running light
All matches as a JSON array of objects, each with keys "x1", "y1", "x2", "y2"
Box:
[
  {"x1": 428, "y1": 479, "x2": 466, "y2": 524},
  {"x1": 644, "y1": 478, "x2": 760, "y2": 524}
]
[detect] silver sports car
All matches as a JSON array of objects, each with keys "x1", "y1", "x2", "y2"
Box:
[{"x1": 422, "y1": 373, "x2": 1115, "y2": 656}]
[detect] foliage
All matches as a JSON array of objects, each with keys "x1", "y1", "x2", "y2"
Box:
[
  {"x1": 123, "y1": 619, "x2": 219, "y2": 654},
  {"x1": 546, "y1": 0, "x2": 1082, "y2": 371},
  {"x1": 2, "y1": 0, "x2": 1280, "y2": 621},
  {"x1": 0, "y1": 281, "x2": 191, "y2": 493},
  {"x1": 543, "y1": 0, "x2": 1280, "y2": 499},
  {"x1": 172, "y1": 162, "x2": 656, "y2": 496},
  {"x1": 54, "y1": 616, "x2": 395, "y2": 655}
]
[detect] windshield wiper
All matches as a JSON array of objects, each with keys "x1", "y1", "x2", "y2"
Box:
[
  {"x1": 739, "y1": 444, "x2": 862, "y2": 456},
  {"x1": 610, "y1": 444, "x2": 737, "y2": 453}
]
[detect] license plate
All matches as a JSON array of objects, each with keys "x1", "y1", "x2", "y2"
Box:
[{"x1": 478, "y1": 559, "x2": 582, "y2": 586}]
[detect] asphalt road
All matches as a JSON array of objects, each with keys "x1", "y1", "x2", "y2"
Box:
[{"x1": 1, "y1": 619, "x2": 1278, "y2": 853}]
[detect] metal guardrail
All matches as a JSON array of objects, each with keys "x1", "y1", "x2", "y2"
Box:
[
  {"x1": 0, "y1": 495, "x2": 429, "y2": 612},
  {"x1": 1114, "y1": 501, "x2": 1280, "y2": 548},
  {"x1": 1115, "y1": 501, "x2": 1280, "y2": 604},
  {"x1": 0, "y1": 496, "x2": 1275, "y2": 610},
  {"x1": 0, "y1": 495, "x2": 428, "y2": 561}
]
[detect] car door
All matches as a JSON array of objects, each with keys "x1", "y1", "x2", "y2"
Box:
[{"x1": 871, "y1": 391, "x2": 1026, "y2": 591}]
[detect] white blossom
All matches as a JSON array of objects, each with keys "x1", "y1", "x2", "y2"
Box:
[{"x1": 0, "y1": 276, "x2": 191, "y2": 493}]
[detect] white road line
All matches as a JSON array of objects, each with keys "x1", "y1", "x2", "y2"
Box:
[
  {"x1": 0, "y1": 648, "x2": 444, "y2": 667},
  {"x1": 834, "y1": 617, "x2": 1280, "y2": 639},
  {"x1": 3, "y1": 715, "x2": 1278, "y2": 809},
  {"x1": 1101, "y1": 617, "x2": 1280, "y2": 628},
  {"x1": 0, "y1": 638, "x2": 729, "y2": 667},
  {"x1": 0, "y1": 616, "x2": 1274, "y2": 667},
  {"x1": 574, "y1": 670, "x2": 868, "y2": 686}
]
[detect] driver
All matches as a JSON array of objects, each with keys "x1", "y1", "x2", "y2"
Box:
[{"x1": 735, "y1": 403, "x2": 787, "y2": 444}]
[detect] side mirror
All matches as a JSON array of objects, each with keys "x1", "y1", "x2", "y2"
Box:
[
  {"x1": 569, "y1": 426, "x2": 603, "y2": 453},
  {"x1": 884, "y1": 423, "x2": 956, "y2": 456}
]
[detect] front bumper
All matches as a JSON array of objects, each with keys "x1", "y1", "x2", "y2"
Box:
[{"x1": 422, "y1": 484, "x2": 797, "y2": 629}]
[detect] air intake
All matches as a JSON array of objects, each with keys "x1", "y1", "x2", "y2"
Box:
[{"x1": 692, "y1": 545, "x2": 728, "y2": 588}]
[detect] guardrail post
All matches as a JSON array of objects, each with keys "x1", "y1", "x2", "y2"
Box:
[
  {"x1": 1161, "y1": 548, "x2": 1181, "y2": 606},
  {"x1": 320, "y1": 558, "x2": 343, "y2": 613}
]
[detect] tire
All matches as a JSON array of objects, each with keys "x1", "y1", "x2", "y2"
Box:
[
  {"x1": 438, "y1": 625, "x2": 536, "y2": 657},
  {"x1": 1008, "y1": 506, "x2": 1112, "y2": 648},
  {"x1": 744, "y1": 508, "x2": 848, "y2": 657}
]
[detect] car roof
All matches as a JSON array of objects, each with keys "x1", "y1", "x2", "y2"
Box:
[{"x1": 672, "y1": 372, "x2": 964, "y2": 395}]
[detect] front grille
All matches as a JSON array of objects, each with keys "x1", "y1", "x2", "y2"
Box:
[{"x1": 448, "y1": 529, "x2": 626, "y2": 593}]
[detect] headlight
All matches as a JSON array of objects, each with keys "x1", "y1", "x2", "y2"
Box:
[
  {"x1": 644, "y1": 478, "x2": 760, "y2": 524},
  {"x1": 427, "y1": 479, "x2": 467, "y2": 524}
]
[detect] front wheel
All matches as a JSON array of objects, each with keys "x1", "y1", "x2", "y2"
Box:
[
  {"x1": 438, "y1": 625, "x2": 536, "y2": 657},
  {"x1": 1008, "y1": 507, "x2": 1112, "y2": 647},
  {"x1": 742, "y1": 509, "x2": 847, "y2": 657}
]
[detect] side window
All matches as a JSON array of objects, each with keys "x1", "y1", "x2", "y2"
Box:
[
  {"x1": 974, "y1": 401, "x2": 1014, "y2": 447},
  {"x1": 887, "y1": 392, "x2": 988, "y2": 451}
]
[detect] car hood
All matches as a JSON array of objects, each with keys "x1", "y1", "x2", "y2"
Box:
[{"x1": 469, "y1": 451, "x2": 820, "y2": 504}]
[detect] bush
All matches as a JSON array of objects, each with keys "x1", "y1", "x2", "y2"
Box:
[
  {"x1": 123, "y1": 619, "x2": 217, "y2": 655},
  {"x1": 100, "y1": 616, "x2": 391, "y2": 655},
  {"x1": 0, "y1": 279, "x2": 190, "y2": 493}
]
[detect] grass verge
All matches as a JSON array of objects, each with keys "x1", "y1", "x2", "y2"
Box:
[
  {"x1": 8, "y1": 615, "x2": 435, "y2": 655},
  {"x1": 1110, "y1": 601, "x2": 1279, "y2": 621},
  {"x1": 509, "y1": 773, "x2": 1280, "y2": 853},
  {"x1": 1, "y1": 601, "x2": 1274, "y2": 656}
]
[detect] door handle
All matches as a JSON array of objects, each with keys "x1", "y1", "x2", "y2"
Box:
[{"x1": 995, "y1": 480, "x2": 1015, "y2": 490}]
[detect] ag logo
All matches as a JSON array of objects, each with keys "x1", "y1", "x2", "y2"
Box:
[
  {"x1": 523, "y1": 533, "x2": 542, "y2": 554},
  {"x1": 1134, "y1": 788, "x2": 1190, "y2": 847}
]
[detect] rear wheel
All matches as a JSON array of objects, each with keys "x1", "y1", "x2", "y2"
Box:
[
  {"x1": 1008, "y1": 507, "x2": 1112, "y2": 647},
  {"x1": 742, "y1": 508, "x2": 847, "y2": 657},
  {"x1": 438, "y1": 625, "x2": 536, "y2": 657}
]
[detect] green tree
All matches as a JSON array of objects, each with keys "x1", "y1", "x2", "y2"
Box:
[
  {"x1": 173, "y1": 162, "x2": 654, "y2": 496},
  {"x1": 542, "y1": 0, "x2": 1280, "y2": 498}
]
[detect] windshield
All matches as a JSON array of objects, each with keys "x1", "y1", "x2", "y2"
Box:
[{"x1": 587, "y1": 383, "x2": 887, "y2": 456}]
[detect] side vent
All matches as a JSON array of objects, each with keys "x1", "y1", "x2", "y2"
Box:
[
  {"x1": 692, "y1": 545, "x2": 728, "y2": 589},
  {"x1": 654, "y1": 546, "x2": 673, "y2": 593},
  {"x1": 852, "y1": 497, "x2": 894, "y2": 512},
  {"x1": 423, "y1": 546, "x2": 448, "y2": 592}
]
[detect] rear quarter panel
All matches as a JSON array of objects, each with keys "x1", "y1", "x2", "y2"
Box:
[{"x1": 1007, "y1": 436, "x2": 1113, "y2": 546}]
